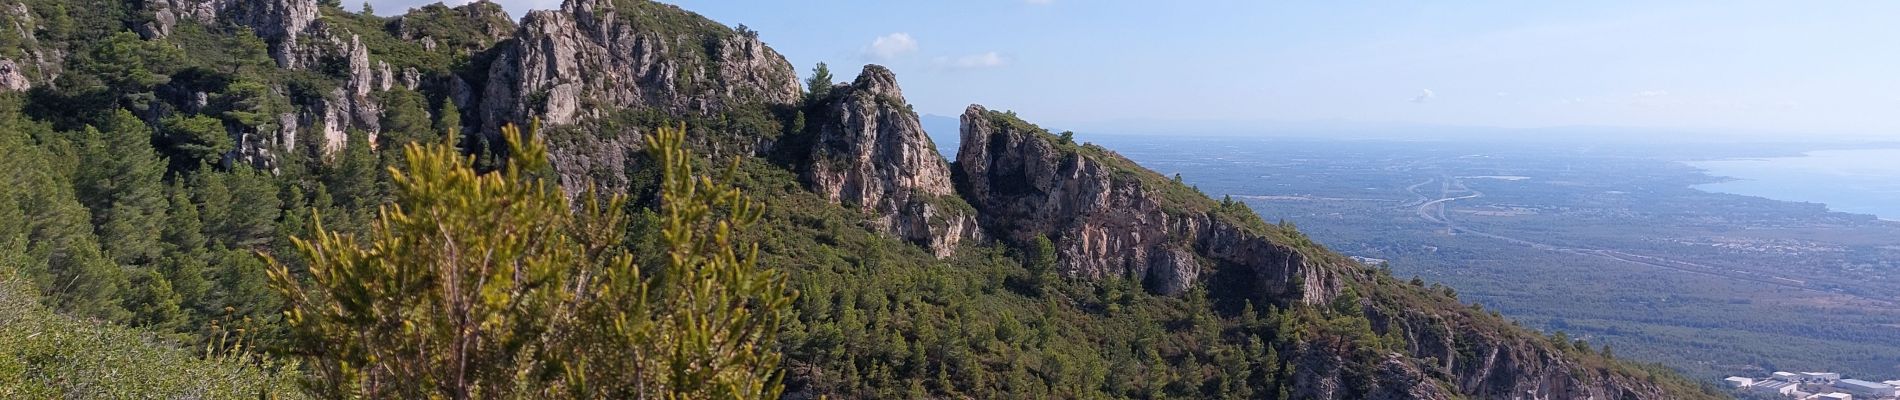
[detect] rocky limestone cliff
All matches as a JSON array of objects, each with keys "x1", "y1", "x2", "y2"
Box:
[
  {"x1": 0, "y1": 1, "x2": 60, "y2": 91},
  {"x1": 1288, "y1": 349, "x2": 1456, "y2": 400},
  {"x1": 800, "y1": 65, "x2": 978, "y2": 258},
  {"x1": 141, "y1": 0, "x2": 388, "y2": 161},
  {"x1": 949, "y1": 104, "x2": 1704, "y2": 399},
  {"x1": 1359, "y1": 302, "x2": 1693, "y2": 400},
  {"x1": 479, "y1": 0, "x2": 800, "y2": 135},
  {"x1": 141, "y1": 0, "x2": 320, "y2": 68},
  {"x1": 954, "y1": 104, "x2": 1337, "y2": 300},
  {"x1": 390, "y1": 1, "x2": 516, "y2": 54}
]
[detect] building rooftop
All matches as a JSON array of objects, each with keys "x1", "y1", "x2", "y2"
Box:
[
  {"x1": 1753, "y1": 380, "x2": 1797, "y2": 391},
  {"x1": 1838, "y1": 378, "x2": 1891, "y2": 390}
]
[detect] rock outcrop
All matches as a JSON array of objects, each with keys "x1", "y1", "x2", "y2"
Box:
[
  {"x1": 1288, "y1": 350, "x2": 1455, "y2": 400},
  {"x1": 479, "y1": 0, "x2": 800, "y2": 135},
  {"x1": 314, "y1": 34, "x2": 384, "y2": 152},
  {"x1": 1361, "y1": 304, "x2": 1691, "y2": 400},
  {"x1": 0, "y1": 59, "x2": 28, "y2": 92},
  {"x1": 140, "y1": 0, "x2": 384, "y2": 162},
  {"x1": 7, "y1": 1, "x2": 1722, "y2": 397},
  {"x1": 0, "y1": 1, "x2": 63, "y2": 90},
  {"x1": 954, "y1": 104, "x2": 1336, "y2": 299},
  {"x1": 144, "y1": 0, "x2": 320, "y2": 68},
  {"x1": 801, "y1": 65, "x2": 978, "y2": 257},
  {"x1": 390, "y1": 1, "x2": 517, "y2": 54}
]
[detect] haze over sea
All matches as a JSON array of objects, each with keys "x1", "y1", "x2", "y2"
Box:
[{"x1": 1689, "y1": 148, "x2": 1900, "y2": 221}]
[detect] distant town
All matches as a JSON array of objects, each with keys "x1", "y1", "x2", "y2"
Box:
[{"x1": 1727, "y1": 371, "x2": 1900, "y2": 399}]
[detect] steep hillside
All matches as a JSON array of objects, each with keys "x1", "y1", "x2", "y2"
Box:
[
  {"x1": 794, "y1": 65, "x2": 980, "y2": 258},
  {"x1": 0, "y1": 0, "x2": 1725, "y2": 398},
  {"x1": 477, "y1": 0, "x2": 800, "y2": 135},
  {"x1": 955, "y1": 105, "x2": 1335, "y2": 300},
  {"x1": 0, "y1": 273, "x2": 299, "y2": 398},
  {"x1": 948, "y1": 106, "x2": 1719, "y2": 399}
]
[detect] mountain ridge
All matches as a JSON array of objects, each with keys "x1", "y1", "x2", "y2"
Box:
[{"x1": 0, "y1": 0, "x2": 1725, "y2": 398}]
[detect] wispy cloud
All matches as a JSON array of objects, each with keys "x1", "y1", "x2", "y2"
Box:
[
  {"x1": 864, "y1": 33, "x2": 918, "y2": 60},
  {"x1": 1630, "y1": 90, "x2": 1672, "y2": 108},
  {"x1": 1410, "y1": 89, "x2": 1435, "y2": 103},
  {"x1": 938, "y1": 52, "x2": 1009, "y2": 69}
]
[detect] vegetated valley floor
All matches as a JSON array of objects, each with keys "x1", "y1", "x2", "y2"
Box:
[{"x1": 1102, "y1": 135, "x2": 1900, "y2": 380}]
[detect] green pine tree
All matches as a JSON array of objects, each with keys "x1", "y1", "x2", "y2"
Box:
[
  {"x1": 807, "y1": 62, "x2": 834, "y2": 99},
  {"x1": 159, "y1": 181, "x2": 212, "y2": 319},
  {"x1": 268, "y1": 122, "x2": 790, "y2": 398},
  {"x1": 159, "y1": 114, "x2": 232, "y2": 168},
  {"x1": 74, "y1": 110, "x2": 169, "y2": 267},
  {"x1": 0, "y1": 104, "x2": 128, "y2": 321}
]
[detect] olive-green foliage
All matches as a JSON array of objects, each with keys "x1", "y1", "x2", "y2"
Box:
[
  {"x1": 701, "y1": 152, "x2": 1292, "y2": 398},
  {"x1": 74, "y1": 110, "x2": 170, "y2": 268},
  {"x1": 562, "y1": 123, "x2": 792, "y2": 398},
  {"x1": 62, "y1": 32, "x2": 184, "y2": 114},
  {"x1": 159, "y1": 182, "x2": 213, "y2": 320},
  {"x1": 323, "y1": 132, "x2": 382, "y2": 214},
  {"x1": 0, "y1": 3, "x2": 1725, "y2": 398},
  {"x1": 215, "y1": 80, "x2": 291, "y2": 134},
  {"x1": 388, "y1": 2, "x2": 514, "y2": 54},
  {"x1": 981, "y1": 109, "x2": 1328, "y2": 260},
  {"x1": 268, "y1": 122, "x2": 789, "y2": 399},
  {"x1": 0, "y1": 100, "x2": 127, "y2": 321},
  {"x1": 806, "y1": 62, "x2": 834, "y2": 99},
  {"x1": 379, "y1": 89, "x2": 436, "y2": 146},
  {"x1": 1021, "y1": 234, "x2": 1058, "y2": 296},
  {"x1": 0, "y1": 270, "x2": 301, "y2": 399},
  {"x1": 160, "y1": 114, "x2": 234, "y2": 166}
]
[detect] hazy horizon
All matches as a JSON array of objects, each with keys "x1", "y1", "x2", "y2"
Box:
[{"x1": 367, "y1": 0, "x2": 1900, "y2": 140}]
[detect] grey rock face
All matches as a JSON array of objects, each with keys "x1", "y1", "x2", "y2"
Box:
[
  {"x1": 1344, "y1": 291, "x2": 1694, "y2": 399},
  {"x1": 312, "y1": 34, "x2": 383, "y2": 152},
  {"x1": 1, "y1": 2, "x2": 61, "y2": 88},
  {"x1": 391, "y1": 1, "x2": 516, "y2": 52},
  {"x1": 159, "y1": 0, "x2": 378, "y2": 164},
  {"x1": 0, "y1": 59, "x2": 28, "y2": 92},
  {"x1": 479, "y1": 0, "x2": 801, "y2": 135},
  {"x1": 1287, "y1": 350, "x2": 1455, "y2": 400},
  {"x1": 955, "y1": 104, "x2": 1335, "y2": 298},
  {"x1": 160, "y1": 0, "x2": 320, "y2": 67},
  {"x1": 802, "y1": 65, "x2": 978, "y2": 258}
]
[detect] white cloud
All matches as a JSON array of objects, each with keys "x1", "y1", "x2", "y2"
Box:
[
  {"x1": 1629, "y1": 90, "x2": 1674, "y2": 108},
  {"x1": 1410, "y1": 89, "x2": 1435, "y2": 103},
  {"x1": 864, "y1": 33, "x2": 918, "y2": 60},
  {"x1": 940, "y1": 52, "x2": 1009, "y2": 69}
]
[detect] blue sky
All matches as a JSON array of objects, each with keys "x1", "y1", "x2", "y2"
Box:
[{"x1": 367, "y1": 0, "x2": 1900, "y2": 138}]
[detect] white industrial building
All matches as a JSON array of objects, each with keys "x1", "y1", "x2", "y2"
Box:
[
  {"x1": 1775, "y1": 372, "x2": 1802, "y2": 381},
  {"x1": 1834, "y1": 379, "x2": 1892, "y2": 398},
  {"x1": 1753, "y1": 380, "x2": 1801, "y2": 396},
  {"x1": 1724, "y1": 376, "x2": 1755, "y2": 388},
  {"x1": 1801, "y1": 372, "x2": 1843, "y2": 383},
  {"x1": 1804, "y1": 392, "x2": 1850, "y2": 400}
]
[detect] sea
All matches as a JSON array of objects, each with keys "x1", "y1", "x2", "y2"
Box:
[{"x1": 1688, "y1": 148, "x2": 1900, "y2": 221}]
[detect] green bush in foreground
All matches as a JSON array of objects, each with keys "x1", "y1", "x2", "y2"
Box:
[
  {"x1": 0, "y1": 270, "x2": 300, "y2": 399},
  {"x1": 268, "y1": 122, "x2": 789, "y2": 399}
]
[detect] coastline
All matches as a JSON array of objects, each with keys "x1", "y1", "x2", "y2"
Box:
[{"x1": 1684, "y1": 148, "x2": 1900, "y2": 222}]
